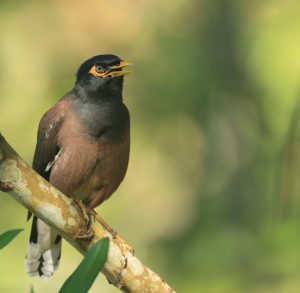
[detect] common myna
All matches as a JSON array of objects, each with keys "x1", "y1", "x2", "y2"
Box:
[{"x1": 26, "y1": 54, "x2": 131, "y2": 279}]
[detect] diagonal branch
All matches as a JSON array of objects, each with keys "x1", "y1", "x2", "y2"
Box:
[{"x1": 0, "y1": 133, "x2": 175, "y2": 293}]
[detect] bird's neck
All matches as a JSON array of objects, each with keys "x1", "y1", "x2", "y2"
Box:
[{"x1": 72, "y1": 84, "x2": 123, "y2": 103}]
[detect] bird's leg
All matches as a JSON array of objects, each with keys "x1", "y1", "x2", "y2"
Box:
[
  {"x1": 74, "y1": 198, "x2": 89, "y2": 223},
  {"x1": 73, "y1": 198, "x2": 95, "y2": 239},
  {"x1": 84, "y1": 190, "x2": 118, "y2": 238}
]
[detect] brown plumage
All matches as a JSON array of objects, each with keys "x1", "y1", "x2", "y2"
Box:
[
  {"x1": 39, "y1": 97, "x2": 130, "y2": 207},
  {"x1": 26, "y1": 54, "x2": 131, "y2": 279}
]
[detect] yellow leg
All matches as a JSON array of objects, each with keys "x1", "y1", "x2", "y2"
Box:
[{"x1": 73, "y1": 198, "x2": 95, "y2": 239}]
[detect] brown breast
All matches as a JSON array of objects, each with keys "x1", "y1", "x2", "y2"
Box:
[{"x1": 49, "y1": 106, "x2": 130, "y2": 206}]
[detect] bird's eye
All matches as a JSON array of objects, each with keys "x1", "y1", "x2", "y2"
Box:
[{"x1": 95, "y1": 65, "x2": 105, "y2": 73}]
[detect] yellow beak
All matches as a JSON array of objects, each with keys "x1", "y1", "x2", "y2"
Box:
[{"x1": 108, "y1": 60, "x2": 133, "y2": 77}]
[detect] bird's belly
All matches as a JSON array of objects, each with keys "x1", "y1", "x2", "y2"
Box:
[
  {"x1": 74, "y1": 135, "x2": 130, "y2": 203},
  {"x1": 52, "y1": 111, "x2": 130, "y2": 205}
]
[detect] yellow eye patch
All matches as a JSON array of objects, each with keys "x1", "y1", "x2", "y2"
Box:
[
  {"x1": 89, "y1": 65, "x2": 107, "y2": 77},
  {"x1": 89, "y1": 60, "x2": 133, "y2": 78}
]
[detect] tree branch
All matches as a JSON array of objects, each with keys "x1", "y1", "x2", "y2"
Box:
[{"x1": 0, "y1": 133, "x2": 175, "y2": 293}]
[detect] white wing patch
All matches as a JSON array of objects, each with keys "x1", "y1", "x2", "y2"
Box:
[{"x1": 45, "y1": 148, "x2": 62, "y2": 172}]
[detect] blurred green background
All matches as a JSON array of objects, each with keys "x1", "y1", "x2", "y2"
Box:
[{"x1": 1, "y1": 0, "x2": 300, "y2": 292}]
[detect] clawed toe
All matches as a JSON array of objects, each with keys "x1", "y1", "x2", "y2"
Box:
[
  {"x1": 73, "y1": 199, "x2": 96, "y2": 240},
  {"x1": 76, "y1": 226, "x2": 95, "y2": 240}
]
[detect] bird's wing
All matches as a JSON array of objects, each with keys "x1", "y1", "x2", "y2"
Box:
[
  {"x1": 27, "y1": 104, "x2": 64, "y2": 221},
  {"x1": 32, "y1": 108, "x2": 64, "y2": 179}
]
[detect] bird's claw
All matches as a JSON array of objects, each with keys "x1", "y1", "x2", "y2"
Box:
[
  {"x1": 76, "y1": 226, "x2": 95, "y2": 240},
  {"x1": 73, "y1": 198, "x2": 96, "y2": 240}
]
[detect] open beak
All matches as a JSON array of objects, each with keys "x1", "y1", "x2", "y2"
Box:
[
  {"x1": 89, "y1": 60, "x2": 133, "y2": 78},
  {"x1": 108, "y1": 60, "x2": 133, "y2": 78}
]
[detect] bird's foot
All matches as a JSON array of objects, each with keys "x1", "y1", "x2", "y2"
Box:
[
  {"x1": 73, "y1": 199, "x2": 96, "y2": 240},
  {"x1": 76, "y1": 225, "x2": 95, "y2": 240},
  {"x1": 73, "y1": 198, "x2": 90, "y2": 223}
]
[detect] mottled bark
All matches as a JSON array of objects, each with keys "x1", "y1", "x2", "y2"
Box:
[{"x1": 0, "y1": 133, "x2": 175, "y2": 293}]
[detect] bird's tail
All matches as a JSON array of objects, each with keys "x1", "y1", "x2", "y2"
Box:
[{"x1": 25, "y1": 216, "x2": 62, "y2": 280}]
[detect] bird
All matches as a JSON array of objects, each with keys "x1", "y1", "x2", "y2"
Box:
[{"x1": 25, "y1": 54, "x2": 132, "y2": 279}]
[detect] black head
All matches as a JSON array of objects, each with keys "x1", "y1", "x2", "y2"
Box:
[{"x1": 75, "y1": 54, "x2": 132, "y2": 99}]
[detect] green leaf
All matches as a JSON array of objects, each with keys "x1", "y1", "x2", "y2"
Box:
[
  {"x1": 59, "y1": 237, "x2": 109, "y2": 293},
  {"x1": 0, "y1": 229, "x2": 23, "y2": 249},
  {"x1": 29, "y1": 285, "x2": 35, "y2": 293}
]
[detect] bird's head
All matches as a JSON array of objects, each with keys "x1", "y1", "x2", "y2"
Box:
[{"x1": 75, "y1": 54, "x2": 132, "y2": 98}]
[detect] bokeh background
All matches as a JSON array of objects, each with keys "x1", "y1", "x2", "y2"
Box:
[{"x1": 1, "y1": 0, "x2": 300, "y2": 292}]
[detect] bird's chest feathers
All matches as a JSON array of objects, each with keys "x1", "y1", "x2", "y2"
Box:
[{"x1": 73, "y1": 100, "x2": 129, "y2": 140}]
